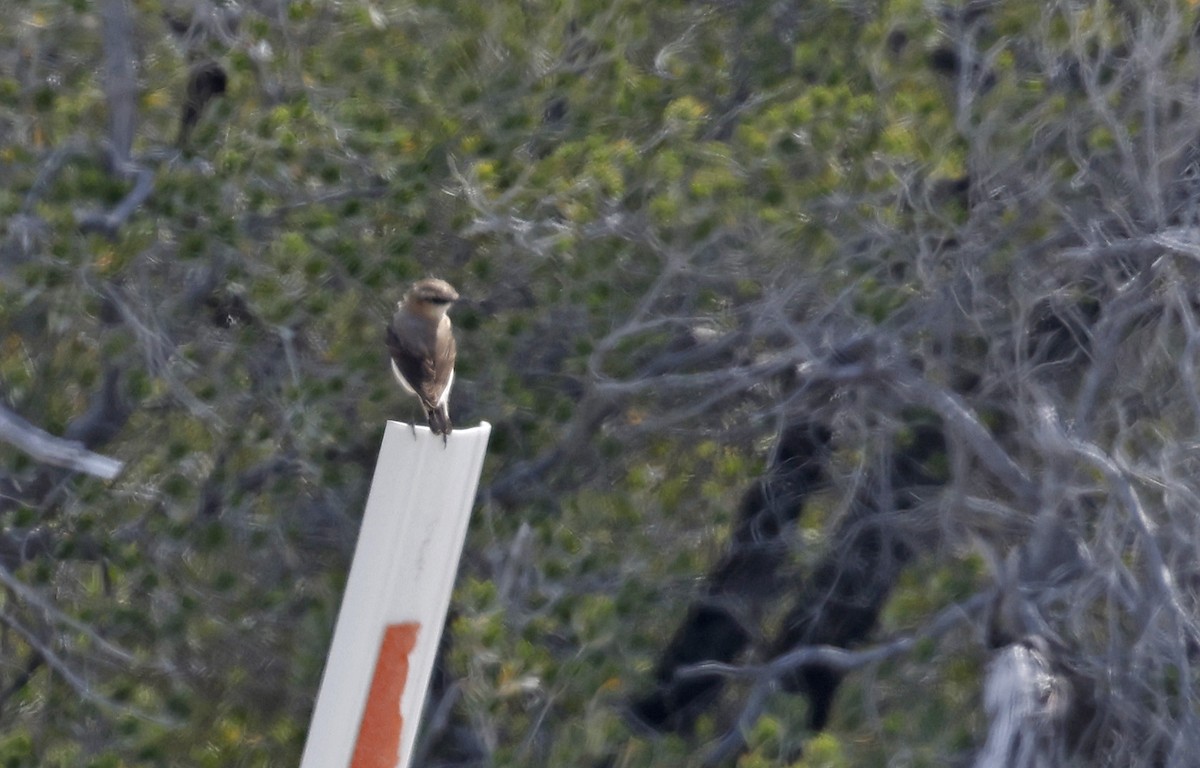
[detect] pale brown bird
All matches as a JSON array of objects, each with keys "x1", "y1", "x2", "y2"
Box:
[{"x1": 386, "y1": 278, "x2": 459, "y2": 439}]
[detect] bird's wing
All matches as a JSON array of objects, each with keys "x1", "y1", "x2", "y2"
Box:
[
  {"x1": 430, "y1": 318, "x2": 457, "y2": 407},
  {"x1": 386, "y1": 319, "x2": 442, "y2": 410}
]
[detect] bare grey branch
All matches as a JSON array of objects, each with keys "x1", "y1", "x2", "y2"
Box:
[{"x1": 0, "y1": 403, "x2": 123, "y2": 480}]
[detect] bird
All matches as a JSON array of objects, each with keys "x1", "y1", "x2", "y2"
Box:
[{"x1": 386, "y1": 278, "x2": 459, "y2": 440}]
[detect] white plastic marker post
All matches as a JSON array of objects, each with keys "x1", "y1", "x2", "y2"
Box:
[{"x1": 300, "y1": 421, "x2": 491, "y2": 768}]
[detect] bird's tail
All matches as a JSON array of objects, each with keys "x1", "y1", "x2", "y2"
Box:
[{"x1": 426, "y1": 405, "x2": 452, "y2": 437}]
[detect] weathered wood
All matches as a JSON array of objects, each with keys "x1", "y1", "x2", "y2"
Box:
[{"x1": 975, "y1": 636, "x2": 1095, "y2": 768}]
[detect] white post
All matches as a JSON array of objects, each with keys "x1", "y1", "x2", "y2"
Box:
[{"x1": 299, "y1": 421, "x2": 491, "y2": 768}]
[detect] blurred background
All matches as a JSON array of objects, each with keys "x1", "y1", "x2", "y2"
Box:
[{"x1": 3, "y1": 0, "x2": 1200, "y2": 765}]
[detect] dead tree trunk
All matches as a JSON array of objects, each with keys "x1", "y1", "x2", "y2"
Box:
[{"x1": 974, "y1": 635, "x2": 1098, "y2": 768}]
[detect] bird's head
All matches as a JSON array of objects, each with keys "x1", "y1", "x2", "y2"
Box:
[{"x1": 402, "y1": 278, "x2": 460, "y2": 319}]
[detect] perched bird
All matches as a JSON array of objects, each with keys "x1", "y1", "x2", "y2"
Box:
[
  {"x1": 386, "y1": 278, "x2": 459, "y2": 439},
  {"x1": 178, "y1": 59, "x2": 227, "y2": 148}
]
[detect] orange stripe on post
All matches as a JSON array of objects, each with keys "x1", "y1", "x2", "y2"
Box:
[{"x1": 351, "y1": 622, "x2": 421, "y2": 768}]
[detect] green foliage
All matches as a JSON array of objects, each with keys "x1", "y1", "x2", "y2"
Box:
[
  {"x1": 793, "y1": 733, "x2": 849, "y2": 768},
  {"x1": 5, "y1": 0, "x2": 1193, "y2": 764}
]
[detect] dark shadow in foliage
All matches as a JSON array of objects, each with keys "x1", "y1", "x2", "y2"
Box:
[
  {"x1": 178, "y1": 59, "x2": 227, "y2": 149},
  {"x1": 630, "y1": 415, "x2": 948, "y2": 742},
  {"x1": 1025, "y1": 295, "x2": 1101, "y2": 371},
  {"x1": 627, "y1": 604, "x2": 751, "y2": 735},
  {"x1": 627, "y1": 421, "x2": 833, "y2": 734},
  {"x1": 772, "y1": 420, "x2": 946, "y2": 730},
  {"x1": 63, "y1": 367, "x2": 132, "y2": 450}
]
